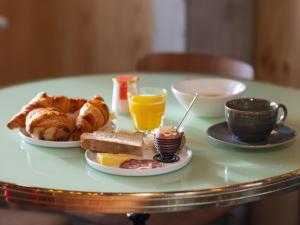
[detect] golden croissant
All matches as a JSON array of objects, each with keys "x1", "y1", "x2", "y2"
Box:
[
  {"x1": 25, "y1": 108, "x2": 75, "y2": 141},
  {"x1": 72, "y1": 96, "x2": 110, "y2": 140},
  {"x1": 7, "y1": 92, "x2": 86, "y2": 129}
]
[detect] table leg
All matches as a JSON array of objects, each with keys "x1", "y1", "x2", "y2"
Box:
[{"x1": 127, "y1": 213, "x2": 150, "y2": 225}]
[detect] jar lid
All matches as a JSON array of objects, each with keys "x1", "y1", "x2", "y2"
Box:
[{"x1": 113, "y1": 74, "x2": 139, "y2": 83}]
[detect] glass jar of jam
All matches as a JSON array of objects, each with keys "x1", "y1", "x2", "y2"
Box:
[{"x1": 112, "y1": 74, "x2": 139, "y2": 114}]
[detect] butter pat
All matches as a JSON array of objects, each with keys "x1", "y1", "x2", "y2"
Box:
[{"x1": 96, "y1": 153, "x2": 138, "y2": 167}]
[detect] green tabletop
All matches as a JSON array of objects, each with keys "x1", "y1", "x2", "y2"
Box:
[{"x1": 1, "y1": 73, "x2": 300, "y2": 213}]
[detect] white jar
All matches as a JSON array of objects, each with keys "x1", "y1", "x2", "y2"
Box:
[{"x1": 112, "y1": 75, "x2": 139, "y2": 114}]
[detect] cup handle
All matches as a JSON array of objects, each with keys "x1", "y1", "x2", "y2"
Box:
[{"x1": 277, "y1": 103, "x2": 288, "y2": 124}]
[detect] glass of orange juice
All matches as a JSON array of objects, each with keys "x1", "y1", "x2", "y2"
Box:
[{"x1": 128, "y1": 87, "x2": 167, "y2": 133}]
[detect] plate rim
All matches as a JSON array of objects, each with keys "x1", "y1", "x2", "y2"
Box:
[
  {"x1": 207, "y1": 122, "x2": 296, "y2": 149},
  {"x1": 19, "y1": 131, "x2": 80, "y2": 148},
  {"x1": 18, "y1": 121, "x2": 116, "y2": 148},
  {"x1": 85, "y1": 147, "x2": 192, "y2": 176}
]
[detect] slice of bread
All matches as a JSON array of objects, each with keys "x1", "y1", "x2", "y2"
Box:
[{"x1": 80, "y1": 131, "x2": 144, "y2": 156}]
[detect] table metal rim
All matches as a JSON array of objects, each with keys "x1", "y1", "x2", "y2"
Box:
[{"x1": 1, "y1": 167, "x2": 300, "y2": 213}]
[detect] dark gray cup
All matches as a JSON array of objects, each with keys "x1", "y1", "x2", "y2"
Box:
[{"x1": 225, "y1": 98, "x2": 287, "y2": 142}]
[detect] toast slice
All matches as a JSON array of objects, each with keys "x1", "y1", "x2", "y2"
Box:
[{"x1": 80, "y1": 131, "x2": 144, "y2": 156}]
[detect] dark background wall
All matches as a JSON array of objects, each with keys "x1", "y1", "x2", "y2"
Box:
[{"x1": 187, "y1": 0, "x2": 254, "y2": 63}]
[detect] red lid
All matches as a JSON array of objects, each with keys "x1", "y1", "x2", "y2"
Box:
[{"x1": 113, "y1": 74, "x2": 139, "y2": 83}]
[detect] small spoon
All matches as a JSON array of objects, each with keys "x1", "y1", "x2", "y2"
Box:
[{"x1": 176, "y1": 93, "x2": 199, "y2": 132}]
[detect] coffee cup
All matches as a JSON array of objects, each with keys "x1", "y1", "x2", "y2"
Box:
[{"x1": 225, "y1": 98, "x2": 287, "y2": 142}]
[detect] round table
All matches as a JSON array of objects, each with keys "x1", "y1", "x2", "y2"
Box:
[{"x1": 1, "y1": 73, "x2": 300, "y2": 215}]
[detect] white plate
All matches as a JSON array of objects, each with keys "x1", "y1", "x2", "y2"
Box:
[
  {"x1": 19, "y1": 122, "x2": 116, "y2": 148},
  {"x1": 85, "y1": 146, "x2": 192, "y2": 176},
  {"x1": 19, "y1": 131, "x2": 80, "y2": 148}
]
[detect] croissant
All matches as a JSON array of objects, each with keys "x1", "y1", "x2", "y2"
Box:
[
  {"x1": 7, "y1": 92, "x2": 86, "y2": 129},
  {"x1": 72, "y1": 96, "x2": 110, "y2": 140},
  {"x1": 25, "y1": 108, "x2": 75, "y2": 141}
]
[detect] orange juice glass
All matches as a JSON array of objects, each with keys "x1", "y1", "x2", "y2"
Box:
[{"x1": 128, "y1": 87, "x2": 167, "y2": 132}]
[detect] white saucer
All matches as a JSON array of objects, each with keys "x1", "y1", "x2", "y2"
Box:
[
  {"x1": 19, "y1": 132, "x2": 80, "y2": 148},
  {"x1": 85, "y1": 146, "x2": 192, "y2": 176}
]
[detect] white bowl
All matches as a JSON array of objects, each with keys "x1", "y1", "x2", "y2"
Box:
[{"x1": 171, "y1": 78, "x2": 246, "y2": 118}]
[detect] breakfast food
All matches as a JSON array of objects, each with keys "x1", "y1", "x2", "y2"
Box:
[
  {"x1": 7, "y1": 92, "x2": 111, "y2": 141},
  {"x1": 155, "y1": 126, "x2": 183, "y2": 140},
  {"x1": 120, "y1": 159, "x2": 164, "y2": 169},
  {"x1": 7, "y1": 92, "x2": 86, "y2": 129},
  {"x1": 154, "y1": 126, "x2": 184, "y2": 162},
  {"x1": 71, "y1": 96, "x2": 110, "y2": 140},
  {"x1": 80, "y1": 131, "x2": 144, "y2": 156},
  {"x1": 25, "y1": 108, "x2": 75, "y2": 141},
  {"x1": 96, "y1": 153, "x2": 139, "y2": 167}
]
